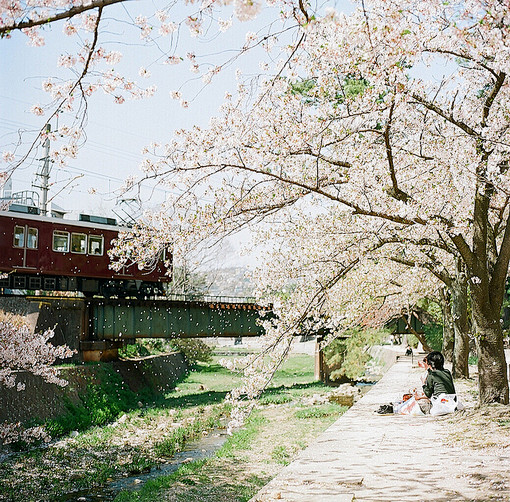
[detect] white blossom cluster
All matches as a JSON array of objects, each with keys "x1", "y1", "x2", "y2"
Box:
[{"x1": 0, "y1": 319, "x2": 73, "y2": 443}]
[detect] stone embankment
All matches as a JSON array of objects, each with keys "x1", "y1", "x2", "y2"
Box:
[{"x1": 0, "y1": 353, "x2": 187, "y2": 424}]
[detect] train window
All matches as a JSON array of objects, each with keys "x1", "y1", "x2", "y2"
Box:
[
  {"x1": 27, "y1": 228, "x2": 38, "y2": 249},
  {"x1": 13, "y1": 226, "x2": 24, "y2": 248},
  {"x1": 162, "y1": 247, "x2": 171, "y2": 262},
  {"x1": 71, "y1": 233, "x2": 87, "y2": 254},
  {"x1": 53, "y1": 231, "x2": 69, "y2": 252},
  {"x1": 88, "y1": 235, "x2": 104, "y2": 256}
]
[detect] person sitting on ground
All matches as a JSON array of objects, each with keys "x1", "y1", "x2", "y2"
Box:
[{"x1": 413, "y1": 351, "x2": 459, "y2": 415}]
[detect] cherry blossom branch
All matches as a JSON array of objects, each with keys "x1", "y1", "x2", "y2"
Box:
[
  {"x1": 424, "y1": 48, "x2": 500, "y2": 80},
  {"x1": 9, "y1": 6, "x2": 103, "y2": 176},
  {"x1": 390, "y1": 256, "x2": 451, "y2": 289},
  {"x1": 482, "y1": 72, "x2": 506, "y2": 128},
  {"x1": 411, "y1": 93, "x2": 478, "y2": 138},
  {"x1": 0, "y1": 0, "x2": 125, "y2": 34},
  {"x1": 383, "y1": 102, "x2": 410, "y2": 202}
]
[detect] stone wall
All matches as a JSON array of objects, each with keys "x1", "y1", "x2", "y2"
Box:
[
  {"x1": 0, "y1": 296, "x2": 84, "y2": 362},
  {"x1": 0, "y1": 353, "x2": 188, "y2": 424}
]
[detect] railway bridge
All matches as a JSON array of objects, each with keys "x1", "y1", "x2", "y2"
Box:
[{"x1": 1, "y1": 295, "x2": 270, "y2": 361}]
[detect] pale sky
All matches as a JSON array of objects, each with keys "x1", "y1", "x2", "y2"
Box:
[{"x1": 0, "y1": 0, "x2": 352, "y2": 266}]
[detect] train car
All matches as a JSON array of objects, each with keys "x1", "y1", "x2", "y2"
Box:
[{"x1": 0, "y1": 209, "x2": 171, "y2": 297}]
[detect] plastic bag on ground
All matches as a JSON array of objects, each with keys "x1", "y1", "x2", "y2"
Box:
[
  {"x1": 430, "y1": 393, "x2": 460, "y2": 416},
  {"x1": 394, "y1": 397, "x2": 424, "y2": 415}
]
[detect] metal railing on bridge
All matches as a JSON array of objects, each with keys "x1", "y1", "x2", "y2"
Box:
[{"x1": 163, "y1": 293, "x2": 258, "y2": 304}]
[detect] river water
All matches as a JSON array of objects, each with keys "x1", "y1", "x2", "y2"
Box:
[{"x1": 58, "y1": 430, "x2": 228, "y2": 502}]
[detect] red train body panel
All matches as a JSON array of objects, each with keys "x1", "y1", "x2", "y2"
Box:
[{"x1": 0, "y1": 210, "x2": 171, "y2": 296}]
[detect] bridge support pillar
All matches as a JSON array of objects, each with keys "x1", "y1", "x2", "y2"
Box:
[
  {"x1": 0, "y1": 296, "x2": 87, "y2": 363},
  {"x1": 80, "y1": 340, "x2": 123, "y2": 362},
  {"x1": 314, "y1": 336, "x2": 328, "y2": 382}
]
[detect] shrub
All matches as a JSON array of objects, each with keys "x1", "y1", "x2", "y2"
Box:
[
  {"x1": 323, "y1": 328, "x2": 385, "y2": 381},
  {"x1": 44, "y1": 365, "x2": 147, "y2": 437},
  {"x1": 169, "y1": 339, "x2": 213, "y2": 365}
]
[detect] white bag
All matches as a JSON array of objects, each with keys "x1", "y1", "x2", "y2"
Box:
[
  {"x1": 430, "y1": 393, "x2": 458, "y2": 416},
  {"x1": 394, "y1": 397, "x2": 424, "y2": 416}
]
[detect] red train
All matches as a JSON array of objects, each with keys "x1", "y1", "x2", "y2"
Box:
[{"x1": 0, "y1": 208, "x2": 171, "y2": 297}]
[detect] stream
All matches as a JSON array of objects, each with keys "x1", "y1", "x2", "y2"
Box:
[{"x1": 57, "y1": 430, "x2": 228, "y2": 502}]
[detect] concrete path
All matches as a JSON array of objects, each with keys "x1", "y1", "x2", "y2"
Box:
[{"x1": 251, "y1": 359, "x2": 510, "y2": 502}]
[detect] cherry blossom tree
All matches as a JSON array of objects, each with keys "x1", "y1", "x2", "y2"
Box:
[
  {"x1": 3, "y1": 0, "x2": 509, "y2": 405},
  {"x1": 113, "y1": 0, "x2": 510, "y2": 404},
  {"x1": 391, "y1": 251, "x2": 471, "y2": 378},
  {"x1": 0, "y1": 313, "x2": 74, "y2": 443},
  {"x1": 0, "y1": 0, "x2": 300, "y2": 175}
]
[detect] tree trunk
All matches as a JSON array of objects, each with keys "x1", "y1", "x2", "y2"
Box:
[
  {"x1": 403, "y1": 316, "x2": 432, "y2": 352},
  {"x1": 440, "y1": 288, "x2": 454, "y2": 362},
  {"x1": 451, "y1": 261, "x2": 469, "y2": 379},
  {"x1": 471, "y1": 296, "x2": 509, "y2": 404},
  {"x1": 459, "y1": 182, "x2": 510, "y2": 404}
]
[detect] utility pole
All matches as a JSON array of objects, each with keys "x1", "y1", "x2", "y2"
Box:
[{"x1": 36, "y1": 123, "x2": 51, "y2": 216}]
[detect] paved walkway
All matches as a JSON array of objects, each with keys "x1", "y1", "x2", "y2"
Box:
[{"x1": 251, "y1": 359, "x2": 510, "y2": 502}]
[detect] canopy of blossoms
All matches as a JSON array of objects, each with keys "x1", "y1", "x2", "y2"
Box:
[{"x1": 108, "y1": 0, "x2": 510, "y2": 407}]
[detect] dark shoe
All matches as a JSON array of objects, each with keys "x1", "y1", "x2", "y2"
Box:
[{"x1": 376, "y1": 404, "x2": 394, "y2": 414}]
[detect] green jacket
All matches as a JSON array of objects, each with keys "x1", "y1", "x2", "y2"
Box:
[{"x1": 422, "y1": 368, "x2": 456, "y2": 398}]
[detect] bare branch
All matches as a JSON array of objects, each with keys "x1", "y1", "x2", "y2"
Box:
[{"x1": 0, "y1": 0, "x2": 125, "y2": 34}]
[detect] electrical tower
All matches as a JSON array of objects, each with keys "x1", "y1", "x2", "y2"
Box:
[{"x1": 33, "y1": 123, "x2": 52, "y2": 216}]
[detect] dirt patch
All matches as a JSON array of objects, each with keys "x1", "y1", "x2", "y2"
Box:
[
  {"x1": 439, "y1": 367, "x2": 510, "y2": 501},
  {"x1": 445, "y1": 371, "x2": 510, "y2": 453}
]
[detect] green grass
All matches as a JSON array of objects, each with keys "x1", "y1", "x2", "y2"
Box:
[
  {"x1": 295, "y1": 403, "x2": 347, "y2": 419},
  {"x1": 468, "y1": 355, "x2": 479, "y2": 365},
  {"x1": 112, "y1": 353, "x2": 333, "y2": 502},
  {"x1": 2, "y1": 351, "x2": 338, "y2": 502},
  {"x1": 154, "y1": 406, "x2": 227, "y2": 458},
  {"x1": 271, "y1": 354, "x2": 315, "y2": 386},
  {"x1": 113, "y1": 410, "x2": 270, "y2": 502},
  {"x1": 259, "y1": 391, "x2": 293, "y2": 405},
  {"x1": 114, "y1": 459, "x2": 209, "y2": 502},
  {"x1": 271, "y1": 445, "x2": 291, "y2": 465},
  {"x1": 43, "y1": 365, "x2": 159, "y2": 437},
  {"x1": 215, "y1": 412, "x2": 267, "y2": 458}
]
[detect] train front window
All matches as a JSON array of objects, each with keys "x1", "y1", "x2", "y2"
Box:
[
  {"x1": 27, "y1": 228, "x2": 38, "y2": 249},
  {"x1": 71, "y1": 233, "x2": 87, "y2": 254},
  {"x1": 13, "y1": 226, "x2": 24, "y2": 248},
  {"x1": 88, "y1": 235, "x2": 103, "y2": 256},
  {"x1": 53, "y1": 231, "x2": 69, "y2": 252}
]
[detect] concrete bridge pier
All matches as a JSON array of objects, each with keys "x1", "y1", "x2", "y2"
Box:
[
  {"x1": 28, "y1": 297, "x2": 124, "y2": 362},
  {"x1": 314, "y1": 336, "x2": 327, "y2": 382},
  {"x1": 0, "y1": 296, "x2": 90, "y2": 363}
]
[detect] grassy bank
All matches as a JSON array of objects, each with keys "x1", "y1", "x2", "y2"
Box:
[{"x1": 0, "y1": 352, "x2": 347, "y2": 502}]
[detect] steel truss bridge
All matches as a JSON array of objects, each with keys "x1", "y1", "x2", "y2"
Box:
[{"x1": 14, "y1": 295, "x2": 270, "y2": 361}]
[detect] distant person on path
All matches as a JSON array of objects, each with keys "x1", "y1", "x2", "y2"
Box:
[
  {"x1": 414, "y1": 351, "x2": 460, "y2": 415},
  {"x1": 405, "y1": 345, "x2": 413, "y2": 356}
]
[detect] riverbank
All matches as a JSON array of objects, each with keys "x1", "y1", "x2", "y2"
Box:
[
  {"x1": 0, "y1": 353, "x2": 353, "y2": 501},
  {"x1": 0, "y1": 353, "x2": 188, "y2": 425}
]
